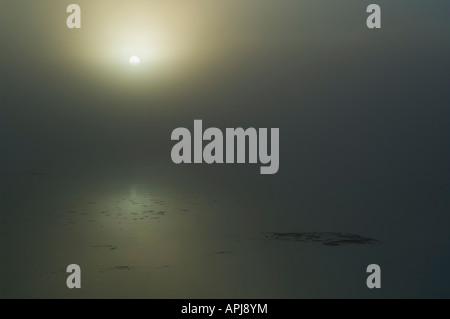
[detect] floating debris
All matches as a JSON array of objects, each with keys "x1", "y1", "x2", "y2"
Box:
[
  {"x1": 114, "y1": 266, "x2": 130, "y2": 271},
  {"x1": 91, "y1": 244, "x2": 117, "y2": 250},
  {"x1": 156, "y1": 265, "x2": 170, "y2": 269},
  {"x1": 262, "y1": 232, "x2": 378, "y2": 246},
  {"x1": 216, "y1": 251, "x2": 232, "y2": 255}
]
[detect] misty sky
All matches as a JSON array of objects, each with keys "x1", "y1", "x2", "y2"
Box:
[{"x1": 1, "y1": 1, "x2": 449, "y2": 172}]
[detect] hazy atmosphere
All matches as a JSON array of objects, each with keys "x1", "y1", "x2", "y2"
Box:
[{"x1": 1, "y1": 0, "x2": 449, "y2": 298}]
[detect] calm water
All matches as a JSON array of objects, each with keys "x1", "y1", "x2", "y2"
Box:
[{"x1": 1, "y1": 166, "x2": 449, "y2": 298}]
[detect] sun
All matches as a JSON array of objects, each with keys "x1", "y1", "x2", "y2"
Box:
[{"x1": 129, "y1": 56, "x2": 140, "y2": 66}]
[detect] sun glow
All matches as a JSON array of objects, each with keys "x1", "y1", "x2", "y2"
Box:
[{"x1": 129, "y1": 56, "x2": 140, "y2": 65}]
